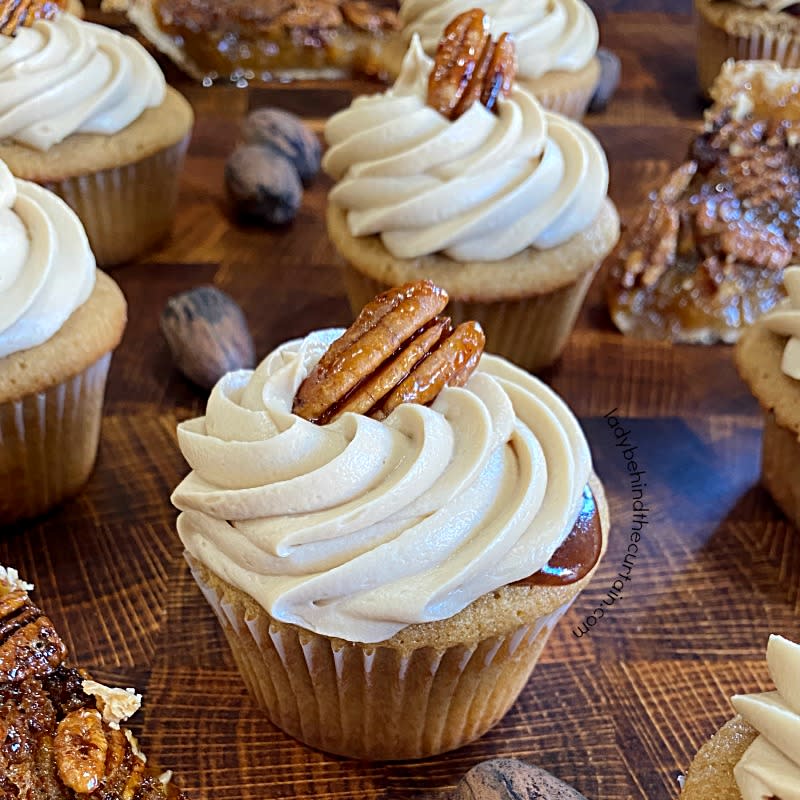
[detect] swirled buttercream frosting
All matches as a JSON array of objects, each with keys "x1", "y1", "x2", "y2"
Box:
[
  {"x1": 0, "y1": 11, "x2": 165, "y2": 151},
  {"x1": 323, "y1": 36, "x2": 609, "y2": 262},
  {"x1": 172, "y1": 329, "x2": 593, "y2": 644},
  {"x1": 0, "y1": 159, "x2": 94, "y2": 359},
  {"x1": 399, "y1": 0, "x2": 598, "y2": 78},
  {"x1": 762, "y1": 266, "x2": 800, "y2": 379},
  {"x1": 732, "y1": 635, "x2": 800, "y2": 800}
]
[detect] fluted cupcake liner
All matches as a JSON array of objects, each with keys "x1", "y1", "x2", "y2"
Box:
[
  {"x1": 522, "y1": 80, "x2": 596, "y2": 120},
  {"x1": 46, "y1": 136, "x2": 190, "y2": 267},
  {"x1": 761, "y1": 412, "x2": 800, "y2": 530},
  {"x1": 696, "y1": 10, "x2": 800, "y2": 94},
  {"x1": 343, "y1": 261, "x2": 598, "y2": 373},
  {"x1": 189, "y1": 559, "x2": 578, "y2": 760},
  {"x1": 0, "y1": 353, "x2": 111, "y2": 524}
]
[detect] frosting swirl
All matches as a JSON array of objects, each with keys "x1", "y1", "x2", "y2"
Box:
[
  {"x1": 0, "y1": 160, "x2": 94, "y2": 359},
  {"x1": 763, "y1": 266, "x2": 800, "y2": 379},
  {"x1": 172, "y1": 329, "x2": 592, "y2": 644},
  {"x1": 0, "y1": 12, "x2": 165, "y2": 151},
  {"x1": 399, "y1": 0, "x2": 598, "y2": 78},
  {"x1": 323, "y1": 36, "x2": 609, "y2": 262},
  {"x1": 732, "y1": 635, "x2": 800, "y2": 800}
]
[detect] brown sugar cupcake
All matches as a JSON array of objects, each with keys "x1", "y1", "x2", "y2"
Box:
[
  {"x1": 736, "y1": 266, "x2": 800, "y2": 528},
  {"x1": 172, "y1": 280, "x2": 610, "y2": 760},
  {"x1": 324, "y1": 11, "x2": 619, "y2": 373},
  {"x1": 682, "y1": 634, "x2": 800, "y2": 800},
  {"x1": 0, "y1": 2, "x2": 194, "y2": 266},
  {"x1": 0, "y1": 160, "x2": 126, "y2": 524},
  {"x1": 607, "y1": 60, "x2": 800, "y2": 344},
  {"x1": 394, "y1": 0, "x2": 601, "y2": 118},
  {"x1": 695, "y1": 0, "x2": 800, "y2": 94}
]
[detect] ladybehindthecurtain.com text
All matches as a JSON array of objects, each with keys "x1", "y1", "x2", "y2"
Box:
[{"x1": 573, "y1": 409, "x2": 648, "y2": 638}]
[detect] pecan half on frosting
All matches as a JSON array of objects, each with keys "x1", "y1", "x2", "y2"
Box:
[
  {"x1": 292, "y1": 280, "x2": 486, "y2": 424},
  {"x1": 0, "y1": 0, "x2": 65, "y2": 36},
  {"x1": 427, "y1": 8, "x2": 517, "y2": 121}
]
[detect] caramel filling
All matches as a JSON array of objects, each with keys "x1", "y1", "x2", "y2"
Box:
[{"x1": 515, "y1": 484, "x2": 603, "y2": 588}]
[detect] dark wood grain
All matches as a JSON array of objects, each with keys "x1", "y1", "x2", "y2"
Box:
[{"x1": 2, "y1": 9, "x2": 797, "y2": 800}]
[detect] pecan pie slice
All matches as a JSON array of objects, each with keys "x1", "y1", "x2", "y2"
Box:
[
  {"x1": 105, "y1": 0, "x2": 401, "y2": 83},
  {"x1": 0, "y1": 567, "x2": 187, "y2": 800},
  {"x1": 606, "y1": 60, "x2": 800, "y2": 344}
]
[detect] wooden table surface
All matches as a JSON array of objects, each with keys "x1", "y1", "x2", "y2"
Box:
[{"x1": 3, "y1": 6, "x2": 799, "y2": 800}]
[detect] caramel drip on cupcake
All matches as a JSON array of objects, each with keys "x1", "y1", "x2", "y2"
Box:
[
  {"x1": 0, "y1": 0, "x2": 66, "y2": 36},
  {"x1": 427, "y1": 8, "x2": 517, "y2": 120},
  {"x1": 292, "y1": 280, "x2": 486, "y2": 424}
]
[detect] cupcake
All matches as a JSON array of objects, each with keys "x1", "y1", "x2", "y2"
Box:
[
  {"x1": 696, "y1": 0, "x2": 800, "y2": 94},
  {"x1": 393, "y1": 0, "x2": 601, "y2": 118},
  {"x1": 682, "y1": 634, "x2": 800, "y2": 799},
  {"x1": 323, "y1": 12, "x2": 619, "y2": 373},
  {"x1": 735, "y1": 266, "x2": 800, "y2": 528},
  {"x1": 0, "y1": 159, "x2": 127, "y2": 524},
  {"x1": 0, "y1": 2, "x2": 194, "y2": 266},
  {"x1": 172, "y1": 280, "x2": 610, "y2": 760}
]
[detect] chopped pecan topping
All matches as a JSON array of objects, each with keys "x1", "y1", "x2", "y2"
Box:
[
  {"x1": 293, "y1": 281, "x2": 486, "y2": 424},
  {"x1": 607, "y1": 109, "x2": 800, "y2": 342},
  {"x1": 0, "y1": 0, "x2": 65, "y2": 36},
  {"x1": 341, "y1": 0, "x2": 398, "y2": 32},
  {"x1": 427, "y1": 9, "x2": 517, "y2": 121},
  {"x1": 55, "y1": 709, "x2": 109, "y2": 794}
]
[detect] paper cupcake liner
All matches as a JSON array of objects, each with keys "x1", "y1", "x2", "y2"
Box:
[
  {"x1": 0, "y1": 353, "x2": 111, "y2": 524},
  {"x1": 343, "y1": 261, "x2": 598, "y2": 373},
  {"x1": 761, "y1": 411, "x2": 800, "y2": 530},
  {"x1": 46, "y1": 135, "x2": 190, "y2": 267},
  {"x1": 696, "y1": 10, "x2": 800, "y2": 94},
  {"x1": 190, "y1": 561, "x2": 577, "y2": 760},
  {"x1": 522, "y1": 81, "x2": 596, "y2": 120}
]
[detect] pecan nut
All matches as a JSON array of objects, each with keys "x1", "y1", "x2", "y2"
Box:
[
  {"x1": 292, "y1": 281, "x2": 485, "y2": 423},
  {"x1": 0, "y1": 0, "x2": 65, "y2": 36},
  {"x1": 55, "y1": 708, "x2": 108, "y2": 794},
  {"x1": 427, "y1": 9, "x2": 517, "y2": 121}
]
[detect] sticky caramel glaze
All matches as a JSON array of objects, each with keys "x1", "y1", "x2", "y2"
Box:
[{"x1": 514, "y1": 485, "x2": 602, "y2": 587}]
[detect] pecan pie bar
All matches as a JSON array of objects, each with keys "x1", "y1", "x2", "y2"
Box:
[
  {"x1": 607, "y1": 60, "x2": 800, "y2": 344},
  {"x1": 0, "y1": 567, "x2": 187, "y2": 799},
  {"x1": 107, "y1": 0, "x2": 400, "y2": 82}
]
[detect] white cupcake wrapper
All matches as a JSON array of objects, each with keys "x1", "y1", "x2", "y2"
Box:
[
  {"x1": 190, "y1": 560, "x2": 577, "y2": 760},
  {"x1": 524, "y1": 81, "x2": 597, "y2": 120},
  {"x1": 46, "y1": 136, "x2": 190, "y2": 267},
  {"x1": 0, "y1": 353, "x2": 111, "y2": 524},
  {"x1": 761, "y1": 411, "x2": 800, "y2": 529},
  {"x1": 697, "y1": 12, "x2": 800, "y2": 93}
]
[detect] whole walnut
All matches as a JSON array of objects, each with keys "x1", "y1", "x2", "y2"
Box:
[
  {"x1": 225, "y1": 144, "x2": 302, "y2": 225},
  {"x1": 242, "y1": 108, "x2": 321, "y2": 186}
]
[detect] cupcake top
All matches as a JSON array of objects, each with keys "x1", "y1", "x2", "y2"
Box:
[
  {"x1": 398, "y1": 0, "x2": 598, "y2": 79},
  {"x1": 0, "y1": 159, "x2": 94, "y2": 359},
  {"x1": 0, "y1": 10, "x2": 165, "y2": 151},
  {"x1": 762, "y1": 266, "x2": 800, "y2": 379},
  {"x1": 731, "y1": 635, "x2": 800, "y2": 800},
  {"x1": 323, "y1": 34, "x2": 608, "y2": 262},
  {"x1": 172, "y1": 290, "x2": 594, "y2": 643}
]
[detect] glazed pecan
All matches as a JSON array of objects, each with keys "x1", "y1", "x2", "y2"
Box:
[
  {"x1": 427, "y1": 9, "x2": 517, "y2": 121},
  {"x1": 341, "y1": 0, "x2": 398, "y2": 32},
  {"x1": 0, "y1": 0, "x2": 65, "y2": 35},
  {"x1": 292, "y1": 281, "x2": 485, "y2": 424},
  {"x1": 55, "y1": 709, "x2": 109, "y2": 794}
]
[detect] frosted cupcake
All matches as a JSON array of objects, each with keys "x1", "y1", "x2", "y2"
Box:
[
  {"x1": 172, "y1": 280, "x2": 610, "y2": 760},
  {"x1": 736, "y1": 266, "x2": 800, "y2": 528},
  {"x1": 696, "y1": 0, "x2": 800, "y2": 93},
  {"x1": 324, "y1": 14, "x2": 619, "y2": 373},
  {"x1": 0, "y1": 160, "x2": 126, "y2": 523},
  {"x1": 682, "y1": 634, "x2": 800, "y2": 799},
  {"x1": 0, "y1": 4, "x2": 194, "y2": 265},
  {"x1": 394, "y1": 0, "x2": 601, "y2": 118}
]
